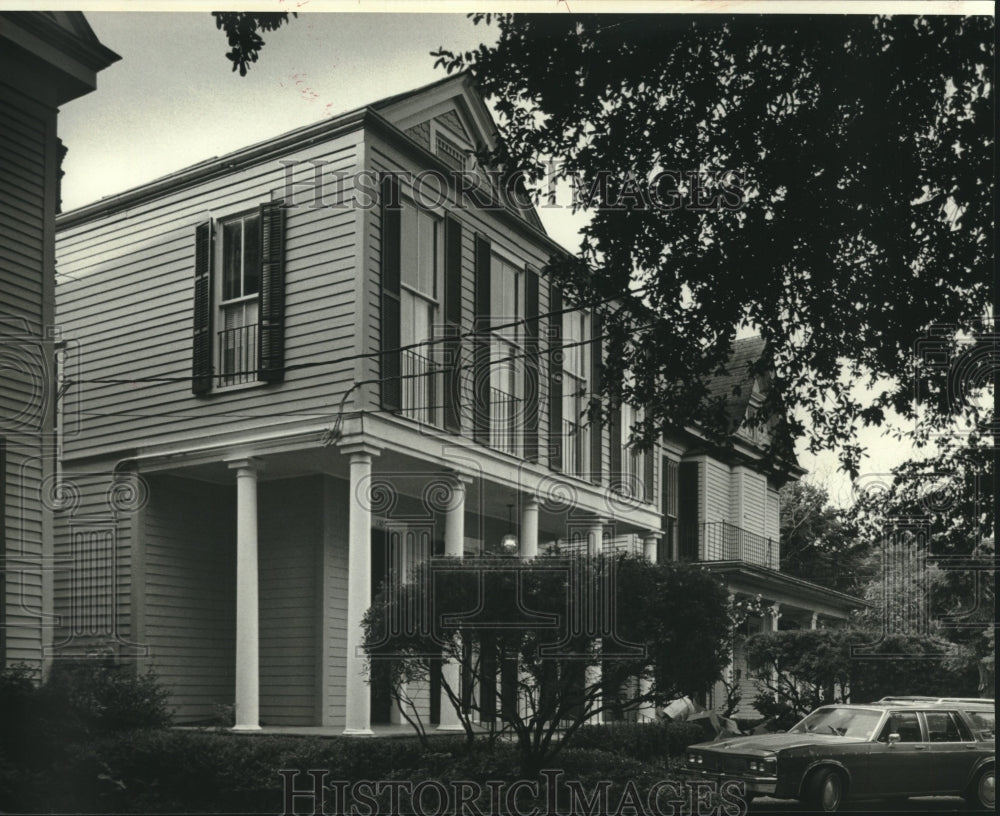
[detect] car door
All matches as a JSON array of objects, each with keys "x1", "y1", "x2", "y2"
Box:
[
  {"x1": 920, "y1": 710, "x2": 983, "y2": 794},
  {"x1": 866, "y1": 710, "x2": 932, "y2": 796}
]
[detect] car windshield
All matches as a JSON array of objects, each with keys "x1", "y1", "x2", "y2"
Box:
[{"x1": 789, "y1": 707, "x2": 883, "y2": 739}]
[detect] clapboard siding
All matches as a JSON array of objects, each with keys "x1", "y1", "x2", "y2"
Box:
[
  {"x1": 320, "y1": 474, "x2": 349, "y2": 727},
  {"x1": 142, "y1": 474, "x2": 234, "y2": 723},
  {"x1": 1, "y1": 84, "x2": 56, "y2": 669},
  {"x1": 55, "y1": 135, "x2": 364, "y2": 459},
  {"x1": 740, "y1": 469, "x2": 766, "y2": 539}
]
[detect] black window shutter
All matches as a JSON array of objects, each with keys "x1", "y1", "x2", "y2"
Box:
[
  {"x1": 644, "y1": 441, "x2": 656, "y2": 505},
  {"x1": 548, "y1": 284, "x2": 563, "y2": 471},
  {"x1": 380, "y1": 174, "x2": 402, "y2": 412},
  {"x1": 192, "y1": 220, "x2": 213, "y2": 395},
  {"x1": 523, "y1": 266, "x2": 540, "y2": 462},
  {"x1": 258, "y1": 202, "x2": 287, "y2": 383},
  {"x1": 589, "y1": 313, "x2": 604, "y2": 483},
  {"x1": 443, "y1": 214, "x2": 463, "y2": 434},
  {"x1": 472, "y1": 235, "x2": 491, "y2": 445}
]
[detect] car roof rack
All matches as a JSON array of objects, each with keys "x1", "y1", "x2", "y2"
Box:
[{"x1": 876, "y1": 696, "x2": 995, "y2": 705}]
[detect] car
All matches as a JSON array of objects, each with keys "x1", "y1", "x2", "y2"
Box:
[{"x1": 680, "y1": 698, "x2": 995, "y2": 812}]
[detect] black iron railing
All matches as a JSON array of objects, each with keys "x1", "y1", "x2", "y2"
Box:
[
  {"x1": 218, "y1": 324, "x2": 258, "y2": 386},
  {"x1": 489, "y1": 387, "x2": 521, "y2": 456},
  {"x1": 401, "y1": 348, "x2": 439, "y2": 426},
  {"x1": 677, "y1": 521, "x2": 777, "y2": 569}
]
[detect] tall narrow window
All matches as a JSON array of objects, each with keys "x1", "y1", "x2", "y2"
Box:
[
  {"x1": 489, "y1": 254, "x2": 524, "y2": 456},
  {"x1": 561, "y1": 310, "x2": 589, "y2": 477},
  {"x1": 400, "y1": 201, "x2": 441, "y2": 425},
  {"x1": 218, "y1": 212, "x2": 261, "y2": 386}
]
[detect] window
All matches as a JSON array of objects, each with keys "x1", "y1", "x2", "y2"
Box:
[
  {"x1": 620, "y1": 403, "x2": 643, "y2": 488},
  {"x1": 878, "y1": 711, "x2": 922, "y2": 742},
  {"x1": 489, "y1": 253, "x2": 524, "y2": 455},
  {"x1": 925, "y1": 711, "x2": 972, "y2": 742},
  {"x1": 218, "y1": 212, "x2": 261, "y2": 386},
  {"x1": 191, "y1": 203, "x2": 286, "y2": 394},
  {"x1": 399, "y1": 201, "x2": 442, "y2": 425},
  {"x1": 963, "y1": 710, "x2": 994, "y2": 740},
  {"x1": 561, "y1": 310, "x2": 589, "y2": 476}
]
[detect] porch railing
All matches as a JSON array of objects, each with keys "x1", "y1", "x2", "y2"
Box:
[
  {"x1": 677, "y1": 521, "x2": 778, "y2": 569},
  {"x1": 218, "y1": 324, "x2": 258, "y2": 386}
]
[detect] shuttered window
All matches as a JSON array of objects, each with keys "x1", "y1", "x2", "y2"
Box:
[
  {"x1": 523, "y1": 267, "x2": 540, "y2": 462},
  {"x1": 191, "y1": 202, "x2": 285, "y2": 394},
  {"x1": 589, "y1": 313, "x2": 604, "y2": 484},
  {"x1": 472, "y1": 235, "x2": 491, "y2": 445}
]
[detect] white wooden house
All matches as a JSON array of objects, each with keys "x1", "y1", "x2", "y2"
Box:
[
  {"x1": 0, "y1": 11, "x2": 118, "y2": 673},
  {"x1": 54, "y1": 75, "x2": 860, "y2": 731}
]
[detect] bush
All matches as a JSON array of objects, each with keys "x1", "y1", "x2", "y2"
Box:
[
  {"x1": 38, "y1": 658, "x2": 173, "y2": 737},
  {"x1": 570, "y1": 719, "x2": 706, "y2": 760}
]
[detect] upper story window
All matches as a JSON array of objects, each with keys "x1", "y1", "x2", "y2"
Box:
[
  {"x1": 191, "y1": 202, "x2": 286, "y2": 395},
  {"x1": 218, "y1": 212, "x2": 262, "y2": 386},
  {"x1": 489, "y1": 252, "x2": 524, "y2": 456},
  {"x1": 399, "y1": 199, "x2": 442, "y2": 425},
  {"x1": 561, "y1": 310, "x2": 590, "y2": 477}
]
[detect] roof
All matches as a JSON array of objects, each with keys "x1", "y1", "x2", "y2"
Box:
[
  {"x1": 701, "y1": 560, "x2": 870, "y2": 613},
  {"x1": 704, "y1": 335, "x2": 768, "y2": 431}
]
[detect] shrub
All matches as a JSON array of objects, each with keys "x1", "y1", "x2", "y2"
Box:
[
  {"x1": 570, "y1": 719, "x2": 706, "y2": 760},
  {"x1": 37, "y1": 657, "x2": 173, "y2": 738}
]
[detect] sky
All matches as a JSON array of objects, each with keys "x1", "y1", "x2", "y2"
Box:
[{"x1": 55, "y1": 6, "x2": 984, "y2": 507}]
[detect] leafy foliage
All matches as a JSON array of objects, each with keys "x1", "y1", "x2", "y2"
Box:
[
  {"x1": 431, "y1": 14, "x2": 993, "y2": 474},
  {"x1": 212, "y1": 12, "x2": 296, "y2": 76},
  {"x1": 849, "y1": 433, "x2": 995, "y2": 695},
  {"x1": 363, "y1": 551, "x2": 730, "y2": 775},
  {"x1": 779, "y1": 482, "x2": 870, "y2": 594},
  {"x1": 745, "y1": 628, "x2": 980, "y2": 729}
]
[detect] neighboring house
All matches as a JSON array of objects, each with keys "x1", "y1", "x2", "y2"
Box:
[
  {"x1": 54, "y1": 74, "x2": 861, "y2": 732},
  {"x1": 0, "y1": 12, "x2": 118, "y2": 673}
]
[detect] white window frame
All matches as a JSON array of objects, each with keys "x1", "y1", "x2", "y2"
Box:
[
  {"x1": 215, "y1": 210, "x2": 262, "y2": 389},
  {"x1": 562, "y1": 309, "x2": 591, "y2": 476}
]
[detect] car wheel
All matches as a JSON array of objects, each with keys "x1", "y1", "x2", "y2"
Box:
[
  {"x1": 805, "y1": 767, "x2": 845, "y2": 813},
  {"x1": 964, "y1": 766, "x2": 995, "y2": 811}
]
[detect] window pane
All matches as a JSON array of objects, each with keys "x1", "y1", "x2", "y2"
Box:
[
  {"x1": 244, "y1": 214, "x2": 261, "y2": 295},
  {"x1": 222, "y1": 220, "x2": 242, "y2": 300},
  {"x1": 416, "y1": 210, "x2": 437, "y2": 297}
]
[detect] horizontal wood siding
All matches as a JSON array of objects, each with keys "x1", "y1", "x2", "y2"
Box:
[
  {"x1": 765, "y1": 485, "x2": 781, "y2": 565},
  {"x1": 259, "y1": 476, "x2": 320, "y2": 726},
  {"x1": 55, "y1": 135, "x2": 363, "y2": 460},
  {"x1": 0, "y1": 89, "x2": 54, "y2": 668},
  {"x1": 52, "y1": 469, "x2": 136, "y2": 658},
  {"x1": 142, "y1": 475, "x2": 234, "y2": 723},
  {"x1": 740, "y1": 469, "x2": 766, "y2": 539},
  {"x1": 320, "y1": 475, "x2": 349, "y2": 727},
  {"x1": 703, "y1": 458, "x2": 730, "y2": 560}
]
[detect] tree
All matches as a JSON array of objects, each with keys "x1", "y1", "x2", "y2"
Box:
[
  {"x1": 779, "y1": 482, "x2": 870, "y2": 595},
  {"x1": 362, "y1": 552, "x2": 730, "y2": 776},
  {"x1": 849, "y1": 432, "x2": 995, "y2": 696},
  {"x1": 213, "y1": 12, "x2": 296, "y2": 76},
  {"x1": 429, "y1": 14, "x2": 993, "y2": 475},
  {"x1": 745, "y1": 628, "x2": 979, "y2": 730}
]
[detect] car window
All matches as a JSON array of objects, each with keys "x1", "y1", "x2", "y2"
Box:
[
  {"x1": 878, "y1": 711, "x2": 922, "y2": 742},
  {"x1": 963, "y1": 710, "x2": 995, "y2": 741},
  {"x1": 925, "y1": 711, "x2": 970, "y2": 742}
]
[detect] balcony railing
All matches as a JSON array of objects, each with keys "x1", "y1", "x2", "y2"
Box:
[
  {"x1": 562, "y1": 419, "x2": 586, "y2": 477},
  {"x1": 401, "y1": 348, "x2": 439, "y2": 427},
  {"x1": 218, "y1": 324, "x2": 258, "y2": 386},
  {"x1": 677, "y1": 521, "x2": 778, "y2": 570},
  {"x1": 489, "y1": 387, "x2": 521, "y2": 456}
]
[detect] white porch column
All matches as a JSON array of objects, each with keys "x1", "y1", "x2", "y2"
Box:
[
  {"x1": 639, "y1": 532, "x2": 661, "y2": 721},
  {"x1": 768, "y1": 603, "x2": 782, "y2": 702},
  {"x1": 521, "y1": 497, "x2": 539, "y2": 559},
  {"x1": 343, "y1": 444, "x2": 380, "y2": 735},
  {"x1": 587, "y1": 519, "x2": 605, "y2": 558},
  {"x1": 228, "y1": 457, "x2": 264, "y2": 731},
  {"x1": 810, "y1": 612, "x2": 820, "y2": 630},
  {"x1": 439, "y1": 474, "x2": 468, "y2": 731}
]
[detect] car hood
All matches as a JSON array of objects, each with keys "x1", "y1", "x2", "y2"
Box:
[{"x1": 692, "y1": 733, "x2": 868, "y2": 756}]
